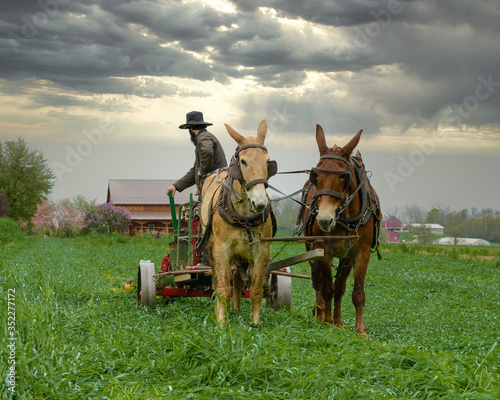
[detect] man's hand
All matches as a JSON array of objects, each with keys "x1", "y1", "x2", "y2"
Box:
[{"x1": 166, "y1": 185, "x2": 176, "y2": 196}]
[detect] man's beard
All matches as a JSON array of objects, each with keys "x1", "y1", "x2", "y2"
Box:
[{"x1": 189, "y1": 130, "x2": 196, "y2": 144}]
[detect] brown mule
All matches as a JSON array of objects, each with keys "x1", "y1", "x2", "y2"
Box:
[{"x1": 301, "y1": 125, "x2": 382, "y2": 336}]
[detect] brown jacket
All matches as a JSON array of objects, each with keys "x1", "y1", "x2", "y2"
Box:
[{"x1": 174, "y1": 129, "x2": 227, "y2": 192}]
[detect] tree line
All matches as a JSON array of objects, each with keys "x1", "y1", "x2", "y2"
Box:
[
  {"x1": 427, "y1": 208, "x2": 500, "y2": 243},
  {"x1": 274, "y1": 199, "x2": 500, "y2": 243},
  {"x1": 387, "y1": 203, "x2": 500, "y2": 242},
  {"x1": 2, "y1": 137, "x2": 498, "y2": 242}
]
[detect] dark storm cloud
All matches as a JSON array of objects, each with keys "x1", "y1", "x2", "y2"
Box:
[
  {"x1": 1, "y1": 0, "x2": 499, "y2": 133},
  {"x1": 229, "y1": 0, "x2": 500, "y2": 31},
  {"x1": 0, "y1": 0, "x2": 223, "y2": 86},
  {"x1": 224, "y1": 0, "x2": 500, "y2": 130}
]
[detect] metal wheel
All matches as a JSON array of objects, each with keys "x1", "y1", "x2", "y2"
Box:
[
  {"x1": 137, "y1": 260, "x2": 156, "y2": 309},
  {"x1": 266, "y1": 267, "x2": 292, "y2": 310}
]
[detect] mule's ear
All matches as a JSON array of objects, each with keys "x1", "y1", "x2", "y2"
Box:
[
  {"x1": 316, "y1": 124, "x2": 329, "y2": 154},
  {"x1": 225, "y1": 123, "x2": 245, "y2": 145},
  {"x1": 342, "y1": 129, "x2": 363, "y2": 156},
  {"x1": 256, "y1": 119, "x2": 267, "y2": 144}
]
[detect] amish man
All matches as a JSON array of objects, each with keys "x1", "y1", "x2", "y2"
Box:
[{"x1": 166, "y1": 111, "x2": 227, "y2": 197}]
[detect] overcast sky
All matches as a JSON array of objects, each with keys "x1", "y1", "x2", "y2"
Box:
[{"x1": 1, "y1": 0, "x2": 499, "y2": 214}]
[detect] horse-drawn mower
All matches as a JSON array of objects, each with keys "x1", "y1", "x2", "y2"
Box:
[{"x1": 137, "y1": 192, "x2": 325, "y2": 311}]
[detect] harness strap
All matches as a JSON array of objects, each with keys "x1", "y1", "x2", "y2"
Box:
[
  {"x1": 232, "y1": 144, "x2": 275, "y2": 190},
  {"x1": 311, "y1": 167, "x2": 351, "y2": 176},
  {"x1": 245, "y1": 178, "x2": 269, "y2": 189},
  {"x1": 218, "y1": 175, "x2": 271, "y2": 229},
  {"x1": 216, "y1": 167, "x2": 242, "y2": 200},
  {"x1": 320, "y1": 154, "x2": 350, "y2": 164},
  {"x1": 315, "y1": 189, "x2": 343, "y2": 200},
  {"x1": 336, "y1": 172, "x2": 368, "y2": 216},
  {"x1": 235, "y1": 144, "x2": 268, "y2": 157},
  {"x1": 269, "y1": 183, "x2": 311, "y2": 206},
  {"x1": 337, "y1": 158, "x2": 368, "y2": 227},
  {"x1": 277, "y1": 169, "x2": 311, "y2": 175}
]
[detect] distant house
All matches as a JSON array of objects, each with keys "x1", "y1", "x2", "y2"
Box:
[
  {"x1": 382, "y1": 216, "x2": 402, "y2": 231},
  {"x1": 433, "y1": 237, "x2": 490, "y2": 246},
  {"x1": 384, "y1": 229, "x2": 401, "y2": 243},
  {"x1": 106, "y1": 179, "x2": 197, "y2": 236},
  {"x1": 408, "y1": 224, "x2": 444, "y2": 235}
]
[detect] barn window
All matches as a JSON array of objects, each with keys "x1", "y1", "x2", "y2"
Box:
[{"x1": 148, "y1": 224, "x2": 155, "y2": 232}]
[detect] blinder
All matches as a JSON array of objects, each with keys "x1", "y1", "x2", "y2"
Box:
[
  {"x1": 229, "y1": 162, "x2": 243, "y2": 182},
  {"x1": 309, "y1": 168, "x2": 351, "y2": 187},
  {"x1": 267, "y1": 160, "x2": 278, "y2": 178}
]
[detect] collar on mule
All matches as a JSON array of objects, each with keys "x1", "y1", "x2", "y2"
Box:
[{"x1": 217, "y1": 173, "x2": 274, "y2": 232}]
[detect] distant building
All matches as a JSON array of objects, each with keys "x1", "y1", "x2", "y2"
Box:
[
  {"x1": 408, "y1": 224, "x2": 444, "y2": 235},
  {"x1": 382, "y1": 216, "x2": 402, "y2": 231},
  {"x1": 384, "y1": 229, "x2": 401, "y2": 243},
  {"x1": 106, "y1": 179, "x2": 197, "y2": 236},
  {"x1": 433, "y1": 237, "x2": 490, "y2": 246}
]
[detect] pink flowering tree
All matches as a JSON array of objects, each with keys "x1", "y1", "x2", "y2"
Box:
[
  {"x1": 32, "y1": 198, "x2": 85, "y2": 236},
  {"x1": 84, "y1": 202, "x2": 131, "y2": 234},
  {"x1": 32, "y1": 199, "x2": 56, "y2": 235}
]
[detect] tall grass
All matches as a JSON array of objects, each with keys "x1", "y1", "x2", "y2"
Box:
[{"x1": 1, "y1": 236, "x2": 498, "y2": 399}]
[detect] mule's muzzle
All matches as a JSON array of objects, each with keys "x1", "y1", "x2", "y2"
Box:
[
  {"x1": 317, "y1": 216, "x2": 336, "y2": 232},
  {"x1": 316, "y1": 205, "x2": 337, "y2": 232},
  {"x1": 250, "y1": 199, "x2": 267, "y2": 214}
]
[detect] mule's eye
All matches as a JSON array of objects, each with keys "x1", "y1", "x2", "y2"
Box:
[{"x1": 241, "y1": 159, "x2": 248, "y2": 167}]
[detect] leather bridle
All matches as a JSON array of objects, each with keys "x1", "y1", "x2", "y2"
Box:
[
  {"x1": 310, "y1": 154, "x2": 351, "y2": 200},
  {"x1": 230, "y1": 144, "x2": 278, "y2": 190}
]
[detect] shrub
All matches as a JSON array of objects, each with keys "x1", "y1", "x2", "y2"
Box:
[
  {"x1": 0, "y1": 217, "x2": 23, "y2": 244},
  {"x1": 84, "y1": 203, "x2": 131, "y2": 234}
]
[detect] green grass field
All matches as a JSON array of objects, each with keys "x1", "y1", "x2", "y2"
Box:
[{"x1": 1, "y1": 231, "x2": 499, "y2": 399}]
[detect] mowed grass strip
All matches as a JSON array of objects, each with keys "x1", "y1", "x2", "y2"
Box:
[{"x1": 1, "y1": 234, "x2": 499, "y2": 399}]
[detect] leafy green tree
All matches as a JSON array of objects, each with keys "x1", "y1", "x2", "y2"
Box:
[
  {"x1": 412, "y1": 224, "x2": 432, "y2": 244},
  {"x1": 0, "y1": 138, "x2": 54, "y2": 222},
  {"x1": 445, "y1": 209, "x2": 468, "y2": 244},
  {"x1": 70, "y1": 194, "x2": 97, "y2": 213},
  {"x1": 426, "y1": 206, "x2": 448, "y2": 226}
]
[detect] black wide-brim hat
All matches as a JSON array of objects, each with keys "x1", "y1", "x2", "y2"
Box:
[{"x1": 179, "y1": 111, "x2": 213, "y2": 129}]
